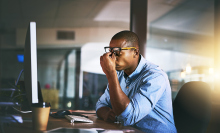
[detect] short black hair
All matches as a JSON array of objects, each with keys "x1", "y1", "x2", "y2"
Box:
[{"x1": 111, "y1": 30, "x2": 140, "y2": 48}]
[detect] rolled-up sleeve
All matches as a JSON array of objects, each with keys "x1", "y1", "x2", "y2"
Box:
[
  {"x1": 96, "y1": 84, "x2": 112, "y2": 112},
  {"x1": 117, "y1": 74, "x2": 166, "y2": 126}
]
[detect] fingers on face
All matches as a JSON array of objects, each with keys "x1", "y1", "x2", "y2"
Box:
[
  {"x1": 101, "y1": 52, "x2": 110, "y2": 59},
  {"x1": 111, "y1": 52, "x2": 116, "y2": 59},
  {"x1": 104, "y1": 52, "x2": 111, "y2": 57}
]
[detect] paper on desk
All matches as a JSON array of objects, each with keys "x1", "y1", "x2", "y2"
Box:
[
  {"x1": 103, "y1": 130, "x2": 135, "y2": 133},
  {"x1": 102, "y1": 131, "x2": 123, "y2": 133}
]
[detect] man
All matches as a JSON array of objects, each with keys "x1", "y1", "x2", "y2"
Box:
[{"x1": 96, "y1": 30, "x2": 177, "y2": 133}]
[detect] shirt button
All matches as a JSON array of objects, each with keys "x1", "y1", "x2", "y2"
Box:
[{"x1": 126, "y1": 86, "x2": 129, "y2": 89}]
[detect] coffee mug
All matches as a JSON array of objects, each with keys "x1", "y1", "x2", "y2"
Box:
[{"x1": 32, "y1": 102, "x2": 51, "y2": 131}]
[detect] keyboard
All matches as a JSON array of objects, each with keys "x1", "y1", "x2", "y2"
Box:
[{"x1": 65, "y1": 115, "x2": 93, "y2": 123}]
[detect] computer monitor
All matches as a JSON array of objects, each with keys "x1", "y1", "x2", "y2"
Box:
[{"x1": 24, "y1": 22, "x2": 39, "y2": 105}]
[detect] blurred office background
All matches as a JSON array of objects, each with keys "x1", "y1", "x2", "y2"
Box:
[{"x1": 0, "y1": 0, "x2": 216, "y2": 110}]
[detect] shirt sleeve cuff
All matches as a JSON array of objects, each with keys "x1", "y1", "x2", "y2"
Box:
[
  {"x1": 96, "y1": 103, "x2": 105, "y2": 112},
  {"x1": 118, "y1": 102, "x2": 132, "y2": 121}
]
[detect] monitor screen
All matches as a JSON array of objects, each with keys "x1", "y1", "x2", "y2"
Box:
[{"x1": 24, "y1": 22, "x2": 39, "y2": 105}]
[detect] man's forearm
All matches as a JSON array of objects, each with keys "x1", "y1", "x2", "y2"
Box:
[
  {"x1": 106, "y1": 71, "x2": 130, "y2": 115},
  {"x1": 96, "y1": 106, "x2": 111, "y2": 120}
]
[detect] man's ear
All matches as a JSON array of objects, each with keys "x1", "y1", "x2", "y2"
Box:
[{"x1": 133, "y1": 49, "x2": 139, "y2": 58}]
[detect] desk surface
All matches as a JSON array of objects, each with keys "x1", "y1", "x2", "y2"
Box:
[{"x1": 3, "y1": 110, "x2": 144, "y2": 133}]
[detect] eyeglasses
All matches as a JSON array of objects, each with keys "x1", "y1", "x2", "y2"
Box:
[{"x1": 104, "y1": 47, "x2": 136, "y2": 56}]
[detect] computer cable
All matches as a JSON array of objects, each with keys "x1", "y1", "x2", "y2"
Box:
[
  {"x1": 11, "y1": 94, "x2": 32, "y2": 114},
  {"x1": 15, "y1": 69, "x2": 24, "y2": 86}
]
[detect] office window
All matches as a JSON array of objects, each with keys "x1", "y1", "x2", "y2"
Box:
[{"x1": 148, "y1": 0, "x2": 214, "y2": 100}]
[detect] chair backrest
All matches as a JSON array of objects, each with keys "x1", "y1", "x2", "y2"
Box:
[{"x1": 173, "y1": 81, "x2": 212, "y2": 133}]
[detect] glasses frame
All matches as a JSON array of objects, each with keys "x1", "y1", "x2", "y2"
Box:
[
  {"x1": 104, "y1": 47, "x2": 136, "y2": 55},
  {"x1": 104, "y1": 47, "x2": 136, "y2": 52}
]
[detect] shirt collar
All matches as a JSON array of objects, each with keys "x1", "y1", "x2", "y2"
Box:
[
  {"x1": 123, "y1": 55, "x2": 144, "y2": 79},
  {"x1": 123, "y1": 54, "x2": 158, "y2": 80}
]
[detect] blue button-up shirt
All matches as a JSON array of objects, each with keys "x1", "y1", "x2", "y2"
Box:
[{"x1": 96, "y1": 55, "x2": 177, "y2": 133}]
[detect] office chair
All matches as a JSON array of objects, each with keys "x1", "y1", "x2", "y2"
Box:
[{"x1": 173, "y1": 81, "x2": 211, "y2": 133}]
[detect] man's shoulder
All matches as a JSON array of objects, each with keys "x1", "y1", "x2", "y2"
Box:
[
  {"x1": 140, "y1": 56, "x2": 159, "y2": 71},
  {"x1": 140, "y1": 60, "x2": 168, "y2": 81}
]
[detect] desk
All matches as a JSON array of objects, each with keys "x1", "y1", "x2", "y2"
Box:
[{"x1": 2, "y1": 110, "x2": 144, "y2": 133}]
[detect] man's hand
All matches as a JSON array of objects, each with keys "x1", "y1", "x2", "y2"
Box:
[
  {"x1": 100, "y1": 52, "x2": 116, "y2": 75},
  {"x1": 97, "y1": 107, "x2": 116, "y2": 123},
  {"x1": 103, "y1": 109, "x2": 116, "y2": 122}
]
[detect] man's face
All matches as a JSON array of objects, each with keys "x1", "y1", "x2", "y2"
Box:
[{"x1": 109, "y1": 39, "x2": 136, "y2": 71}]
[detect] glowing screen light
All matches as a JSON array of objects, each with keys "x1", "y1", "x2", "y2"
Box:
[{"x1": 17, "y1": 54, "x2": 24, "y2": 62}]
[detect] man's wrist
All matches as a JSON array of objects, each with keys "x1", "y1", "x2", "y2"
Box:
[{"x1": 106, "y1": 70, "x2": 117, "y2": 80}]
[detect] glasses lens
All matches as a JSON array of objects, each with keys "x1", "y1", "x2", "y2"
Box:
[
  {"x1": 105, "y1": 47, "x2": 110, "y2": 53},
  {"x1": 114, "y1": 51, "x2": 120, "y2": 56},
  {"x1": 104, "y1": 47, "x2": 121, "y2": 56},
  {"x1": 112, "y1": 48, "x2": 120, "y2": 56},
  {"x1": 112, "y1": 47, "x2": 120, "y2": 51}
]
